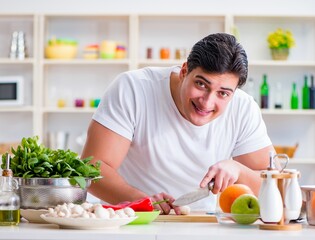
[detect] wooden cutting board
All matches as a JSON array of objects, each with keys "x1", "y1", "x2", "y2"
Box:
[{"x1": 154, "y1": 211, "x2": 217, "y2": 223}]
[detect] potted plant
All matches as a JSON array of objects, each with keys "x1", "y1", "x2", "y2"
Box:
[{"x1": 267, "y1": 28, "x2": 295, "y2": 60}]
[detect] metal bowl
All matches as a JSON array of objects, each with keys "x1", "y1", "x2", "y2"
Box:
[
  {"x1": 15, "y1": 178, "x2": 91, "y2": 209},
  {"x1": 301, "y1": 185, "x2": 315, "y2": 226}
]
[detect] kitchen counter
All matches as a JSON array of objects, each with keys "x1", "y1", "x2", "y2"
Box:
[{"x1": 0, "y1": 220, "x2": 314, "y2": 240}]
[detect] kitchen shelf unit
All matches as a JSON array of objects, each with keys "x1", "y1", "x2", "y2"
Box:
[
  {"x1": 1, "y1": 13, "x2": 315, "y2": 183},
  {"x1": 234, "y1": 15, "x2": 315, "y2": 184},
  {"x1": 37, "y1": 14, "x2": 134, "y2": 152},
  {"x1": 36, "y1": 13, "x2": 229, "y2": 153},
  {"x1": 0, "y1": 13, "x2": 39, "y2": 144}
]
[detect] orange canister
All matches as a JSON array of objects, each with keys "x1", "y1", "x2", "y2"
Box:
[{"x1": 160, "y1": 48, "x2": 170, "y2": 59}]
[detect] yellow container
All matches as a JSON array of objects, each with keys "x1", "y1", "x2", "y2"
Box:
[
  {"x1": 45, "y1": 45, "x2": 77, "y2": 59},
  {"x1": 100, "y1": 40, "x2": 116, "y2": 59}
]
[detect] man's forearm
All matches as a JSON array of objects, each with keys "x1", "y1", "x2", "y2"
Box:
[
  {"x1": 235, "y1": 161, "x2": 262, "y2": 196},
  {"x1": 89, "y1": 163, "x2": 147, "y2": 204}
]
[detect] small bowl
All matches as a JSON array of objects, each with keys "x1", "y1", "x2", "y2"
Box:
[
  {"x1": 128, "y1": 210, "x2": 160, "y2": 225},
  {"x1": 45, "y1": 45, "x2": 77, "y2": 59},
  {"x1": 301, "y1": 185, "x2": 315, "y2": 226},
  {"x1": 215, "y1": 212, "x2": 260, "y2": 226}
]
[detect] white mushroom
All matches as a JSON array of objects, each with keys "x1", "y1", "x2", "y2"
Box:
[
  {"x1": 107, "y1": 208, "x2": 116, "y2": 218},
  {"x1": 81, "y1": 211, "x2": 90, "y2": 219},
  {"x1": 179, "y1": 205, "x2": 191, "y2": 215},
  {"x1": 94, "y1": 205, "x2": 110, "y2": 219},
  {"x1": 115, "y1": 209, "x2": 128, "y2": 218},
  {"x1": 123, "y1": 207, "x2": 136, "y2": 217},
  {"x1": 71, "y1": 204, "x2": 84, "y2": 215},
  {"x1": 81, "y1": 202, "x2": 93, "y2": 211}
]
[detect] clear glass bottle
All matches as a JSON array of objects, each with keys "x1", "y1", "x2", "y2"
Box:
[
  {"x1": 0, "y1": 155, "x2": 20, "y2": 226},
  {"x1": 245, "y1": 78, "x2": 256, "y2": 101},
  {"x1": 274, "y1": 82, "x2": 283, "y2": 109}
]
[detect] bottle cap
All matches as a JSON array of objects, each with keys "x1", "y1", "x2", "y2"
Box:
[{"x1": 2, "y1": 154, "x2": 13, "y2": 177}]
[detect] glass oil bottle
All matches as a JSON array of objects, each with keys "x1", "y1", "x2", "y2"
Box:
[{"x1": 0, "y1": 154, "x2": 20, "y2": 226}]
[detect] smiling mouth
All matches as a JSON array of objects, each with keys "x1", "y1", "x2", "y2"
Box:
[{"x1": 192, "y1": 101, "x2": 213, "y2": 115}]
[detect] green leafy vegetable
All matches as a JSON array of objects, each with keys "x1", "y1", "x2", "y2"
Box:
[{"x1": 1, "y1": 136, "x2": 101, "y2": 189}]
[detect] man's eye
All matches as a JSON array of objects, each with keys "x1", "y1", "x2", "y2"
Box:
[
  {"x1": 196, "y1": 81, "x2": 206, "y2": 88},
  {"x1": 219, "y1": 91, "x2": 229, "y2": 98}
]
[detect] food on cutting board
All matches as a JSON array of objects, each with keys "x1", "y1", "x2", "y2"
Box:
[
  {"x1": 102, "y1": 196, "x2": 156, "y2": 211},
  {"x1": 178, "y1": 205, "x2": 191, "y2": 215},
  {"x1": 219, "y1": 184, "x2": 254, "y2": 213},
  {"x1": 102, "y1": 196, "x2": 190, "y2": 215},
  {"x1": 230, "y1": 194, "x2": 260, "y2": 224},
  {"x1": 44, "y1": 202, "x2": 136, "y2": 219}
]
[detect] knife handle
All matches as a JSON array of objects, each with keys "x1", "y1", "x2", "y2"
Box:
[{"x1": 208, "y1": 180, "x2": 215, "y2": 191}]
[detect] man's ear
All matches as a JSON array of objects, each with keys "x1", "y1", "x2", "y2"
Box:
[{"x1": 179, "y1": 62, "x2": 188, "y2": 79}]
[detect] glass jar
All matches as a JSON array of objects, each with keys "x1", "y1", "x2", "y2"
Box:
[
  {"x1": 0, "y1": 176, "x2": 20, "y2": 226},
  {"x1": 160, "y1": 48, "x2": 170, "y2": 59}
]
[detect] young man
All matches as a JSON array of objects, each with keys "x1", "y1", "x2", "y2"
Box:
[{"x1": 81, "y1": 33, "x2": 274, "y2": 214}]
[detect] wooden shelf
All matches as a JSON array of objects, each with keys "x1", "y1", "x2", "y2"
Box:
[
  {"x1": 0, "y1": 106, "x2": 34, "y2": 112},
  {"x1": 42, "y1": 59, "x2": 130, "y2": 65},
  {"x1": 261, "y1": 109, "x2": 315, "y2": 115},
  {"x1": 42, "y1": 107, "x2": 96, "y2": 113},
  {"x1": 0, "y1": 58, "x2": 35, "y2": 64}
]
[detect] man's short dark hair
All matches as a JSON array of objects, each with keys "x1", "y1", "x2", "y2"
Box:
[{"x1": 187, "y1": 33, "x2": 248, "y2": 87}]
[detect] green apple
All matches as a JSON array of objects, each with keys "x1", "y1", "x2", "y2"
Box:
[{"x1": 230, "y1": 194, "x2": 260, "y2": 225}]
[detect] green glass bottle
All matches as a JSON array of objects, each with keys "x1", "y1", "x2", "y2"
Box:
[
  {"x1": 302, "y1": 75, "x2": 310, "y2": 109},
  {"x1": 260, "y1": 74, "x2": 269, "y2": 109},
  {"x1": 291, "y1": 82, "x2": 299, "y2": 109},
  {"x1": 310, "y1": 75, "x2": 315, "y2": 109}
]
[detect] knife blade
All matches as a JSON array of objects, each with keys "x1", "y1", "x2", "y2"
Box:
[{"x1": 173, "y1": 180, "x2": 215, "y2": 206}]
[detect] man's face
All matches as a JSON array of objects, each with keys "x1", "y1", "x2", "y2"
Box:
[{"x1": 176, "y1": 63, "x2": 239, "y2": 126}]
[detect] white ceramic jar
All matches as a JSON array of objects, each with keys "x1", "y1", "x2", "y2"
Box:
[
  {"x1": 259, "y1": 170, "x2": 283, "y2": 223},
  {"x1": 284, "y1": 169, "x2": 302, "y2": 222}
]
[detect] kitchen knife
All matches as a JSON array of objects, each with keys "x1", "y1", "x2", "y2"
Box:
[{"x1": 173, "y1": 180, "x2": 215, "y2": 206}]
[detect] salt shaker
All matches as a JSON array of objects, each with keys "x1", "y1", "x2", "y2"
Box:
[{"x1": 284, "y1": 169, "x2": 302, "y2": 223}]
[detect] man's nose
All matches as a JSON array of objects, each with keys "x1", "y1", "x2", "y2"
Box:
[{"x1": 200, "y1": 92, "x2": 216, "y2": 108}]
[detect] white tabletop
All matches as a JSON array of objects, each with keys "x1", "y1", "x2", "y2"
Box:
[{"x1": 0, "y1": 221, "x2": 314, "y2": 240}]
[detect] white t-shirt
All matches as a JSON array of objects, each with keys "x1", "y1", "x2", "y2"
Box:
[{"x1": 93, "y1": 66, "x2": 272, "y2": 211}]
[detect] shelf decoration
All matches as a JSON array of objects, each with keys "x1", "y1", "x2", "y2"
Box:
[
  {"x1": 267, "y1": 28, "x2": 295, "y2": 60},
  {"x1": 45, "y1": 38, "x2": 78, "y2": 59}
]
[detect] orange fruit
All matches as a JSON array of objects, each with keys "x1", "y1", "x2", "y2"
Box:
[
  {"x1": 219, "y1": 184, "x2": 254, "y2": 213},
  {"x1": 312, "y1": 193, "x2": 315, "y2": 210}
]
